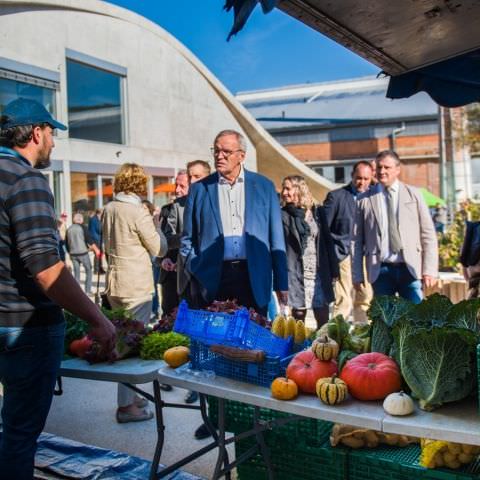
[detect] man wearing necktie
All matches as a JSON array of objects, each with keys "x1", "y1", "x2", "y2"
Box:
[{"x1": 352, "y1": 150, "x2": 438, "y2": 303}]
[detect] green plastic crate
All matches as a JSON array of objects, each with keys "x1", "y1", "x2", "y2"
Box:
[
  {"x1": 235, "y1": 434, "x2": 348, "y2": 480},
  {"x1": 207, "y1": 396, "x2": 330, "y2": 446},
  {"x1": 348, "y1": 444, "x2": 480, "y2": 480}
]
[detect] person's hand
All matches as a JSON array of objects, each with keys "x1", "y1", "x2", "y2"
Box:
[
  {"x1": 422, "y1": 274, "x2": 437, "y2": 289},
  {"x1": 276, "y1": 290, "x2": 288, "y2": 306},
  {"x1": 463, "y1": 266, "x2": 470, "y2": 282},
  {"x1": 88, "y1": 314, "x2": 117, "y2": 360},
  {"x1": 353, "y1": 282, "x2": 364, "y2": 291},
  {"x1": 161, "y1": 258, "x2": 176, "y2": 271}
]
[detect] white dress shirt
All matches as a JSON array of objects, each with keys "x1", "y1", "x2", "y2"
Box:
[
  {"x1": 379, "y1": 180, "x2": 405, "y2": 263},
  {"x1": 218, "y1": 165, "x2": 247, "y2": 260}
]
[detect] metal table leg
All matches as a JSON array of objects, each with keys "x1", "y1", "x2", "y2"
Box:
[
  {"x1": 254, "y1": 406, "x2": 274, "y2": 480},
  {"x1": 150, "y1": 379, "x2": 164, "y2": 480}
]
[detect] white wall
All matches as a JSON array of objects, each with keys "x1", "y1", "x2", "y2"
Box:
[{"x1": 0, "y1": 2, "x2": 257, "y2": 173}]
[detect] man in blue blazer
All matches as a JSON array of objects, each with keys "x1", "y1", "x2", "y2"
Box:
[{"x1": 181, "y1": 129, "x2": 288, "y2": 316}]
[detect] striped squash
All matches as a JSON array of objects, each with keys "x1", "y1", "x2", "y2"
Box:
[{"x1": 316, "y1": 375, "x2": 348, "y2": 405}]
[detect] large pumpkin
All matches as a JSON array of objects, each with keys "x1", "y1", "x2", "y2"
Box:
[
  {"x1": 286, "y1": 350, "x2": 337, "y2": 394},
  {"x1": 339, "y1": 352, "x2": 401, "y2": 401}
]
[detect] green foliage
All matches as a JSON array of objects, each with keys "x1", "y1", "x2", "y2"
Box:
[
  {"x1": 370, "y1": 294, "x2": 480, "y2": 411},
  {"x1": 337, "y1": 350, "x2": 358, "y2": 372},
  {"x1": 369, "y1": 296, "x2": 413, "y2": 354},
  {"x1": 316, "y1": 315, "x2": 370, "y2": 353},
  {"x1": 465, "y1": 103, "x2": 480, "y2": 153},
  {"x1": 438, "y1": 201, "x2": 480, "y2": 271},
  {"x1": 63, "y1": 310, "x2": 89, "y2": 355},
  {"x1": 140, "y1": 332, "x2": 190, "y2": 360}
]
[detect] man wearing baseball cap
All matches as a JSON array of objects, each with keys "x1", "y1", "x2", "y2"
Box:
[{"x1": 0, "y1": 98, "x2": 116, "y2": 480}]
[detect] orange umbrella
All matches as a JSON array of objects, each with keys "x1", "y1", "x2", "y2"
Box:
[{"x1": 154, "y1": 183, "x2": 175, "y2": 193}]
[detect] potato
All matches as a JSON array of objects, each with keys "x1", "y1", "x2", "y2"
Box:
[
  {"x1": 383, "y1": 434, "x2": 400, "y2": 446},
  {"x1": 443, "y1": 451, "x2": 457, "y2": 464},
  {"x1": 458, "y1": 453, "x2": 474, "y2": 464},
  {"x1": 434, "y1": 452, "x2": 444, "y2": 468},
  {"x1": 396, "y1": 436, "x2": 410, "y2": 448},
  {"x1": 444, "y1": 458, "x2": 461, "y2": 470},
  {"x1": 461, "y1": 444, "x2": 475, "y2": 455},
  {"x1": 447, "y1": 443, "x2": 462, "y2": 455},
  {"x1": 341, "y1": 436, "x2": 365, "y2": 448},
  {"x1": 364, "y1": 431, "x2": 379, "y2": 443},
  {"x1": 471, "y1": 446, "x2": 480, "y2": 456}
]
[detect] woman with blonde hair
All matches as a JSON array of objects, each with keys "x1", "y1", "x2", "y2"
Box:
[
  {"x1": 103, "y1": 163, "x2": 167, "y2": 423},
  {"x1": 281, "y1": 175, "x2": 338, "y2": 327}
]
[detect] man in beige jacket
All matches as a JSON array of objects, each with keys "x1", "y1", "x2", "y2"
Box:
[{"x1": 352, "y1": 150, "x2": 438, "y2": 303}]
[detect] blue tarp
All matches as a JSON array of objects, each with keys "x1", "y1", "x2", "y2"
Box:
[
  {"x1": 224, "y1": 0, "x2": 276, "y2": 41},
  {"x1": 387, "y1": 48, "x2": 480, "y2": 108},
  {"x1": 34, "y1": 432, "x2": 204, "y2": 480},
  {"x1": 224, "y1": 1, "x2": 480, "y2": 108}
]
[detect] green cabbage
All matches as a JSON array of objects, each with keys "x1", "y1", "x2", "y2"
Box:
[
  {"x1": 371, "y1": 294, "x2": 480, "y2": 411},
  {"x1": 393, "y1": 321, "x2": 476, "y2": 411}
]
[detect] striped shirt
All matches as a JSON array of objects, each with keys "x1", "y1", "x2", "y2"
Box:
[{"x1": 0, "y1": 147, "x2": 62, "y2": 327}]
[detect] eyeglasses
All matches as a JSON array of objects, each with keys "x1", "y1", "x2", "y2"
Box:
[{"x1": 210, "y1": 147, "x2": 244, "y2": 157}]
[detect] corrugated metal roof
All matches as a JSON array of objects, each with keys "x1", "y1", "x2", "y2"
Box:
[{"x1": 237, "y1": 77, "x2": 438, "y2": 130}]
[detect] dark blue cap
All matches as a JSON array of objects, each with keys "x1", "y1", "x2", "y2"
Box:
[{"x1": 1, "y1": 97, "x2": 67, "y2": 131}]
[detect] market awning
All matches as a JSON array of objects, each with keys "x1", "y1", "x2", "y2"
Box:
[
  {"x1": 420, "y1": 187, "x2": 446, "y2": 208},
  {"x1": 224, "y1": 0, "x2": 480, "y2": 107}
]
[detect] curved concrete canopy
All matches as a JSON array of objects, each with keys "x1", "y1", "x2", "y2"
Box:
[{"x1": 0, "y1": 0, "x2": 335, "y2": 200}]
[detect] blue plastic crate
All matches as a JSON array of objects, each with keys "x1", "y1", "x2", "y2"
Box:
[
  {"x1": 173, "y1": 300, "x2": 249, "y2": 347},
  {"x1": 189, "y1": 340, "x2": 292, "y2": 387},
  {"x1": 243, "y1": 319, "x2": 292, "y2": 357},
  {"x1": 174, "y1": 301, "x2": 292, "y2": 357}
]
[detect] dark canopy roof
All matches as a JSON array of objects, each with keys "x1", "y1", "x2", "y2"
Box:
[{"x1": 225, "y1": 0, "x2": 480, "y2": 107}]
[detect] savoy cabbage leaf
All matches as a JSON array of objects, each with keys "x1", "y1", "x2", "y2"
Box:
[
  {"x1": 368, "y1": 296, "x2": 413, "y2": 354},
  {"x1": 445, "y1": 298, "x2": 480, "y2": 337},
  {"x1": 393, "y1": 319, "x2": 476, "y2": 411},
  {"x1": 405, "y1": 293, "x2": 452, "y2": 328}
]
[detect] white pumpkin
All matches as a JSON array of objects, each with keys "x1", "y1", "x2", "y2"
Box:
[{"x1": 383, "y1": 391, "x2": 414, "y2": 416}]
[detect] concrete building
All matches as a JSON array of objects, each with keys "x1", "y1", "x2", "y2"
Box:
[
  {"x1": 237, "y1": 76, "x2": 445, "y2": 195},
  {"x1": 0, "y1": 0, "x2": 333, "y2": 220}
]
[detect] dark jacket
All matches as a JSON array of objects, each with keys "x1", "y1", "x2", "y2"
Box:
[
  {"x1": 88, "y1": 214, "x2": 102, "y2": 247},
  {"x1": 281, "y1": 207, "x2": 305, "y2": 308},
  {"x1": 282, "y1": 206, "x2": 339, "y2": 308},
  {"x1": 181, "y1": 170, "x2": 287, "y2": 309},
  {"x1": 323, "y1": 184, "x2": 357, "y2": 261}
]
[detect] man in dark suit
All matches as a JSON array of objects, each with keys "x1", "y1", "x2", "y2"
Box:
[
  {"x1": 181, "y1": 129, "x2": 288, "y2": 314},
  {"x1": 323, "y1": 161, "x2": 373, "y2": 323},
  {"x1": 159, "y1": 170, "x2": 189, "y2": 316},
  {"x1": 181, "y1": 129, "x2": 288, "y2": 438}
]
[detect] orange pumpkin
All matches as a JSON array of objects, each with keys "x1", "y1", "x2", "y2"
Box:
[
  {"x1": 271, "y1": 377, "x2": 298, "y2": 400},
  {"x1": 286, "y1": 350, "x2": 337, "y2": 394},
  {"x1": 340, "y1": 352, "x2": 401, "y2": 401},
  {"x1": 163, "y1": 346, "x2": 190, "y2": 368}
]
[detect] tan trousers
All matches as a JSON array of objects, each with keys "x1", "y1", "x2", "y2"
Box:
[{"x1": 332, "y1": 256, "x2": 372, "y2": 324}]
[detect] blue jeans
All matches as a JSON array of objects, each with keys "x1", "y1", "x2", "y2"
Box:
[
  {"x1": 0, "y1": 321, "x2": 65, "y2": 480},
  {"x1": 372, "y1": 263, "x2": 423, "y2": 304}
]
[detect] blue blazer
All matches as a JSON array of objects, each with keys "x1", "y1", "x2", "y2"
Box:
[{"x1": 181, "y1": 169, "x2": 288, "y2": 309}]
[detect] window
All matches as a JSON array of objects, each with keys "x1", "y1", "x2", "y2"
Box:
[
  {"x1": 153, "y1": 176, "x2": 174, "y2": 207},
  {"x1": 66, "y1": 59, "x2": 124, "y2": 144},
  {"x1": 334, "y1": 167, "x2": 345, "y2": 184},
  {"x1": 0, "y1": 76, "x2": 56, "y2": 116},
  {"x1": 71, "y1": 172, "x2": 98, "y2": 214}
]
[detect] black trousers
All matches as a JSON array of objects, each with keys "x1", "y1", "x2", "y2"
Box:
[
  {"x1": 188, "y1": 261, "x2": 266, "y2": 316},
  {"x1": 160, "y1": 271, "x2": 179, "y2": 316}
]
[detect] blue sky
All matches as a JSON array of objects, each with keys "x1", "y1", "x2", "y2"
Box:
[{"x1": 107, "y1": 0, "x2": 379, "y2": 94}]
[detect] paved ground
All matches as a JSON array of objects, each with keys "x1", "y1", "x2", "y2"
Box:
[{"x1": 45, "y1": 378, "x2": 235, "y2": 479}]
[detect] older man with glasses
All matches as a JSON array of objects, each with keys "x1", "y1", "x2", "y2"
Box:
[{"x1": 181, "y1": 129, "x2": 288, "y2": 439}]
